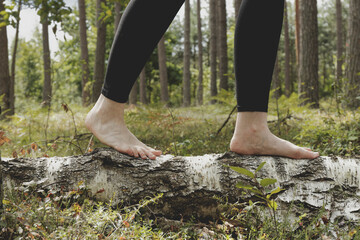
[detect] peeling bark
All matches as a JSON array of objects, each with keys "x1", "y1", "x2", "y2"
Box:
[{"x1": 1, "y1": 148, "x2": 360, "y2": 223}]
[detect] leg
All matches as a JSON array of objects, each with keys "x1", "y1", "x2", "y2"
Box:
[
  {"x1": 86, "y1": 0, "x2": 185, "y2": 159},
  {"x1": 230, "y1": 0, "x2": 319, "y2": 159}
]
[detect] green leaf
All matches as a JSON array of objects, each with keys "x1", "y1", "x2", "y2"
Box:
[
  {"x1": 255, "y1": 162, "x2": 266, "y2": 173},
  {"x1": 267, "y1": 200, "x2": 278, "y2": 211},
  {"x1": 267, "y1": 187, "x2": 284, "y2": 199},
  {"x1": 260, "y1": 178, "x2": 277, "y2": 187},
  {"x1": 227, "y1": 166, "x2": 255, "y2": 179},
  {"x1": 249, "y1": 188, "x2": 263, "y2": 195},
  {"x1": 236, "y1": 182, "x2": 254, "y2": 190}
]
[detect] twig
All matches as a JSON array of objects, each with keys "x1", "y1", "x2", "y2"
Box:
[
  {"x1": 216, "y1": 105, "x2": 237, "y2": 136},
  {"x1": 86, "y1": 135, "x2": 94, "y2": 153}
]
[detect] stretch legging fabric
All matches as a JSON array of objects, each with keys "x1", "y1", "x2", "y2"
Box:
[{"x1": 101, "y1": 0, "x2": 285, "y2": 112}]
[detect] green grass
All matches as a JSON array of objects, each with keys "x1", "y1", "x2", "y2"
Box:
[
  {"x1": 1, "y1": 93, "x2": 360, "y2": 239},
  {"x1": 1, "y1": 92, "x2": 359, "y2": 159}
]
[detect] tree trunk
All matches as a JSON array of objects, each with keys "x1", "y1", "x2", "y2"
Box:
[
  {"x1": 158, "y1": 36, "x2": 169, "y2": 105},
  {"x1": 92, "y1": 0, "x2": 107, "y2": 103},
  {"x1": 218, "y1": 0, "x2": 228, "y2": 91},
  {"x1": 41, "y1": 14, "x2": 52, "y2": 106},
  {"x1": 0, "y1": 0, "x2": 10, "y2": 118},
  {"x1": 2, "y1": 149, "x2": 360, "y2": 223},
  {"x1": 284, "y1": 0, "x2": 291, "y2": 98},
  {"x1": 114, "y1": 1, "x2": 121, "y2": 34},
  {"x1": 234, "y1": 0, "x2": 242, "y2": 20},
  {"x1": 9, "y1": 0, "x2": 21, "y2": 116},
  {"x1": 183, "y1": 0, "x2": 191, "y2": 107},
  {"x1": 78, "y1": 0, "x2": 91, "y2": 106},
  {"x1": 129, "y1": 80, "x2": 138, "y2": 105},
  {"x1": 272, "y1": 57, "x2": 281, "y2": 99},
  {"x1": 197, "y1": 0, "x2": 203, "y2": 105},
  {"x1": 139, "y1": 67, "x2": 148, "y2": 104},
  {"x1": 335, "y1": 0, "x2": 343, "y2": 99},
  {"x1": 295, "y1": 0, "x2": 300, "y2": 65},
  {"x1": 299, "y1": 0, "x2": 319, "y2": 108},
  {"x1": 345, "y1": 0, "x2": 360, "y2": 109},
  {"x1": 209, "y1": 0, "x2": 217, "y2": 104}
]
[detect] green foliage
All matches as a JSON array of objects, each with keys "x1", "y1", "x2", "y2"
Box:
[
  {"x1": 1, "y1": 180, "x2": 192, "y2": 239},
  {"x1": 222, "y1": 162, "x2": 360, "y2": 239}
]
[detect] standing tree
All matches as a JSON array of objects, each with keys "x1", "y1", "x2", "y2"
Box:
[
  {"x1": 295, "y1": 0, "x2": 300, "y2": 64},
  {"x1": 78, "y1": 0, "x2": 90, "y2": 106},
  {"x1": 158, "y1": 36, "x2": 169, "y2": 104},
  {"x1": 92, "y1": 0, "x2": 107, "y2": 102},
  {"x1": 272, "y1": 57, "x2": 281, "y2": 99},
  {"x1": 30, "y1": 0, "x2": 71, "y2": 106},
  {"x1": 139, "y1": 67, "x2": 147, "y2": 104},
  {"x1": 299, "y1": 0, "x2": 319, "y2": 108},
  {"x1": 345, "y1": 0, "x2": 360, "y2": 109},
  {"x1": 284, "y1": 0, "x2": 291, "y2": 97},
  {"x1": 218, "y1": 0, "x2": 228, "y2": 91},
  {"x1": 0, "y1": 0, "x2": 10, "y2": 117},
  {"x1": 9, "y1": 0, "x2": 22, "y2": 115},
  {"x1": 197, "y1": 0, "x2": 203, "y2": 105},
  {"x1": 209, "y1": 0, "x2": 217, "y2": 103},
  {"x1": 183, "y1": 0, "x2": 191, "y2": 107},
  {"x1": 40, "y1": 0, "x2": 52, "y2": 106},
  {"x1": 114, "y1": 1, "x2": 121, "y2": 33},
  {"x1": 234, "y1": 0, "x2": 242, "y2": 19}
]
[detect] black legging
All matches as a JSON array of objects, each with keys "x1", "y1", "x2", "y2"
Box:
[{"x1": 101, "y1": 0, "x2": 284, "y2": 112}]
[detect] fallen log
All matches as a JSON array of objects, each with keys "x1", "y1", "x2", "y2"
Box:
[{"x1": 1, "y1": 148, "x2": 360, "y2": 223}]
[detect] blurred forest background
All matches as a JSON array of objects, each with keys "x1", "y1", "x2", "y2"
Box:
[
  {"x1": 0, "y1": 1, "x2": 360, "y2": 237},
  {"x1": 0, "y1": 0, "x2": 359, "y2": 158}
]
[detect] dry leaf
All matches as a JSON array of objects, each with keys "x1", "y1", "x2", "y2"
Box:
[
  {"x1": 61, "y1": 103, "x2": 69, "y2": 112},
  {"x1": 31, "y1": 143, "x2": 38, "y2": 151},
  {"x1": 12, "y1": 151, "x2": 18, "y2": 159}
]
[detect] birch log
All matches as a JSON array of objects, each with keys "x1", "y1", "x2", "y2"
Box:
[{"x1": 1, "y1": 148, "x2": 360, "y2": 223}]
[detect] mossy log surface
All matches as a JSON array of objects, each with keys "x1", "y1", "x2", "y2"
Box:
[{"x1": 1, "y1": 148, "x2": 360, "y2": 222}]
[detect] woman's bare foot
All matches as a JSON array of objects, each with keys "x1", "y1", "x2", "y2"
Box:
[
  {"x1": 85, "y1": 94, "x2": 162, "y2": 160},
  {"x1": 230, "y1": 112, "x2": 320, "y2": 159}
]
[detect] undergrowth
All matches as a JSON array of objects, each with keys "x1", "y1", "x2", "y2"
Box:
[
  {"x1": 1, "y1": 92, "x2": 360, "y2": 239},
  {"x1": 0, "y1": 92, "x2": 359, "y2": 158}
]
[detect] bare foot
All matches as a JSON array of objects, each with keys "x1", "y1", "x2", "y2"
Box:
[
  {"x1": 230, "y1": 112, "x2": 320, "y2": 159},
  {"x1": 85, "y1": 94, "x2": 162, "y2": 160}
]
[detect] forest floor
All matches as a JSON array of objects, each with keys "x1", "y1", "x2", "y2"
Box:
[{"x1": 1, "y1": 93, "x2": 360, "y2": 239}]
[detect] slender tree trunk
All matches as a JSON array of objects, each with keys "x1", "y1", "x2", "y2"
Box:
[
  {"x1": 92, "y1": 0, "x2": 107, "y2": 103},
  {"x1": 218, "y1": 0, "x2": 228, "y2": 91},
  {"x1": 295, "y1": 0, "x2": 300, "y2": 65},
  {"x1": 140, "y1": 67, "x2": 147, "y2": 104},
  {"x1": 114, "y1": 1, "x2": 121, "y2": 34},
  {"x1": 78, "y1": 0, "x2": 91, "y2": 106},
  {"x1": 197, "y1": 0, "x2": 203, "y2": 105},
  {"x1": 41, "y1": 14, "x2": 52, "y2": 106},
  {"x1": 284, "y1": 0, "x2": 291, "y2": 97},
  {"x1": 209, "y1": 0, "x2": 217, "y2": 103},
  {"x1": 0, "y1": 0, "x2": 10, "y2": 118},
  {"x1": 158, "y1": 36, "x2": 169, "y2": 104},
  {"x1": 234, "y1": 0, "x2": 242, "y2": 20},
  {"x1": 272, "y1": 57, "x2": 281, "y2": 99},
  {"x1": 345, "y1": 0, "x2": 360, "y2": 109},
  {"x1": 9, "y1": 0, "x2": 21, "y2": 116},
  {"x1": 299, "y1": 0, "x2": 319, "y2": 108},
  {"x1": 335, "y1": 0, "x2": 343, "y2": 94},
  {"x1": 129, "y1": 80, "x2": 138, "y2": 105},
  {"x1": 183, "y1": 0, "x2": 191, "y2": 107}
]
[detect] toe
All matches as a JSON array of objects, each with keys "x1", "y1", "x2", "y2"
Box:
[
  {"x1": 137, "y1": 148, "x2": 148, "y2": 160},
  {"x1": 293, "y1": 147, "x2": 319, "y2": 159},
  {"x1": 132, "y1": 148, "x2": 140, "y2": 158},
  {"x1": 148, "y1": 147, "x2": 162, "y2": 156}
]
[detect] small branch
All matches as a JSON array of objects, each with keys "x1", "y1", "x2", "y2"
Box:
[{"x1": 216, "y1": 105, "x2": 237, "y2": 136}]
